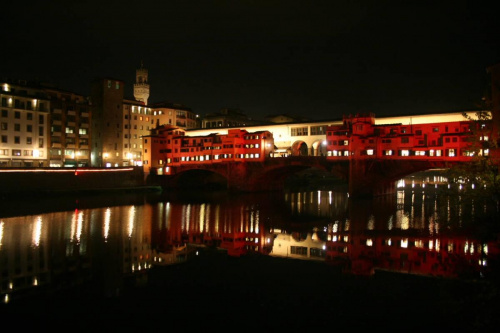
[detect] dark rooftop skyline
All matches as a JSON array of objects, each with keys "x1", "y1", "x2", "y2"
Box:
[{"x1": 1, "y1": 1, "x2": 499, "y2": 121}]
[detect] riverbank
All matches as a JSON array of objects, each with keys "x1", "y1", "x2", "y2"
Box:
[{"x1": 2, "y1": 249, "x2": 499, "y2": 330}]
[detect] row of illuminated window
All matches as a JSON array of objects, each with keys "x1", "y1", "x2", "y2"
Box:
[
  {"x1": 49, "y1": 149, "x2": 89, "y2": 157},
  {"x1": 342, "y1": 237, "x2": 488, "y2": 255},
  {"x1": 289, "y1": 246, "x2": 326, "y2": 258},
  {"x1": 0, "y1": 149, "x2": 44, "y2": 157},
  {"x1": 124, "y1": 143, "x2": 142, "y2": 149},
  {"x1": 1, "y1": 97, "x2": 48, "y2": 112},
  {"x1": 330, "y1": 135, "x2": 488, "y2": 147},
  {"x1": 291, "y1": 125, "x2": 327, "y2": 136},
  {"x1": 124, "y1": 114, "x2": 153, "y2": 122},
  {"x1": 1, "y1": 135, "x2": 44, "y2": 146},
  {"x1": 172, "y1": 153, "x2": 262, "y2": 162},
  {"x1": 328, "y1": 148, "x2": 490, "y2": 157},
  {"x1": 50, "y1": 126, "x2": 88, "y2": 135}
]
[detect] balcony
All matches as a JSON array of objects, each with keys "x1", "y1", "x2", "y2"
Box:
[
  {"x1": 51, "y1": 142, "x2": 62, "y2": 148},
  {"x1": 51, "y1": 132, "x2": 62, "y2": 137}
]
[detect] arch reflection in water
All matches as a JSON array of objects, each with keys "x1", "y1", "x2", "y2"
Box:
[{"x1": 0, "y1": 188, "x2": 498, "y2": 305}]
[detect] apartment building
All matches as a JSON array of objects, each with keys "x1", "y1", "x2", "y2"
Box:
[
  {"x1": 0, "y1": 80, "x2": 50, "y2": 167},
  {"x1": 150, "y1": 101, "x2": 198, "y2": 129},
  {"x1": 44, "y1": 86, "x2": 92, "y2": 167}
]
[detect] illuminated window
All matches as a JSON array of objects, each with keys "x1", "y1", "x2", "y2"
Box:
[
  {"x1": 448, "y1": 149, "x2": 455, "y2": 157},
  {"x1": 400, "y1": 150, "x2": 410, "y2": 156},
  {"x1": 384, "y1": 150, "x2": 393, "y2": 156},
  {"x1": 366, "y1": 149, "x2": 374, "y2": 155}
]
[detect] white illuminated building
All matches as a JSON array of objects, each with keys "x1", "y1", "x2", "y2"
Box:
[{"x1": 270, "y1": 229, "x2": 326, "y2": 261}]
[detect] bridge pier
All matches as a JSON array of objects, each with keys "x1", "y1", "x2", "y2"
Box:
[{"x1": 348, "y1": 159, "x2": 397, "y2": 198}]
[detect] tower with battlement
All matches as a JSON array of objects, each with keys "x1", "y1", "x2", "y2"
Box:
[{"x1": 134, "y1": 62, "x2": 150, "y2": 105}]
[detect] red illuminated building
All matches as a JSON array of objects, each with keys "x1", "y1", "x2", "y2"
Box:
[
  {"x1": 142, "y1": 125, "x2": 274, "y2": 176},
  {"x1": 325, "y1": 112, "x2": 493, "y2": 162}
]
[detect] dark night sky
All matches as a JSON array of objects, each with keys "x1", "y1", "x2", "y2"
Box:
[{"x1": 1, "y1": 0, "x2": 499, "y2": 121}]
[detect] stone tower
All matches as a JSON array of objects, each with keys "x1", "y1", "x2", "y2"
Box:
[{"x1": 134, "y1": 61, "x2": 150, "y2": 105}]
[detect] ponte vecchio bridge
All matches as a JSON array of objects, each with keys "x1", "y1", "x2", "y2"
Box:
[{"x1": 148, "y1": 110, "x2": 497, "y2": 198}]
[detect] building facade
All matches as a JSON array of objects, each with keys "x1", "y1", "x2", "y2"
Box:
[
  {"x1": 44, "y1": 86, "x2": 92, "y2": 167},
  {"x1": 0, "y1": 80, "x2": 50, "y2": 167},
  {"x1": 150, "y1": 102, "x2": 198, "y2": 129}
]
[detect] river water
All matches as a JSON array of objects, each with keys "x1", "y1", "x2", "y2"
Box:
[{"x1": 1, "y1": 182, "x2": 499, "y2": 329}]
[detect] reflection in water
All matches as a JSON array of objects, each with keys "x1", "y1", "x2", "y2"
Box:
[{"x1": 0, "y1": 187, "x2": 499, "y2": 305}]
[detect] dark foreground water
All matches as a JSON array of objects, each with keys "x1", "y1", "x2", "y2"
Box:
[{"x1": 1, "y1": 186, "x2": 499, "y2": 330}]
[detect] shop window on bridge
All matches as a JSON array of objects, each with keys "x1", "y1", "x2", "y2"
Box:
[
  {"x1": 448, "y1": 149, "x2": 456, "y2": 157},
  {"x1": 384, "y1": 150, "x2": 393, "y2": 156},
  {"x1": 310, "y1": 125, "x2": 326, "y2": 135},
  {"x1": 290, "y1": 246, "x2": 308, "y2": 256},
  {"x1": 366, "y1": 149, "x2": 374, "y2": 155},
  {"x1": 399, "y1": 150, "x2": 410, "y2": 156},
  {"x1": 291, "y1": 127, "x2": 308, "y2": 136},
  {"x1": 415, "y1": 150, "x2": 426, "y2": 156}
]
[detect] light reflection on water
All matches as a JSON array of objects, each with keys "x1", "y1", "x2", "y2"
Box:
[{"x1": 0, "y1": 187, "x2": 499, "y2": 305}]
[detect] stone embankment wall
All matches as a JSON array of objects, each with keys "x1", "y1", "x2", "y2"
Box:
[{"x1": 0, "y1": 167, "x2": 146, "y2": 196}]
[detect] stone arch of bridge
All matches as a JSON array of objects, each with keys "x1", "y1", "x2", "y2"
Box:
[
  {"x1": 291, "y1": 140, "x2": 308, "y2": 156},
  {"x1": 311, "y1": 139, "x2": 327, "y2": 156}
]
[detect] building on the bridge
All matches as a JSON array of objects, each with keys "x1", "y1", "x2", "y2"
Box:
[
  {"x1": 142, "y1": 125, "x2": 274, "y2": 176},
  {"x1": 325, "y1": 112, "x2": 493, "y2": 161}
]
